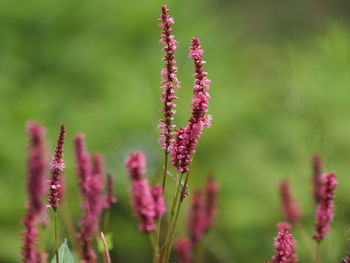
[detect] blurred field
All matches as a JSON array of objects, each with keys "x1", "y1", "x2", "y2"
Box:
[{"x1": 1, "y1": 0, "x2": 350, "y2": 262}]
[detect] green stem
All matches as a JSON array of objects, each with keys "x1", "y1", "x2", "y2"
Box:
[
  {"x1": 54, "y1": 211, "x2": 59, "y2": 263},
  {"x1": 150, "y1": 233, "x2": 158, "y2": 263},
  {"x1": 162, "y1": 172, "x2": 186, "y2": 263},
  {"x1": 162, "y1": 152, "x2": 169, "y2": 190}
]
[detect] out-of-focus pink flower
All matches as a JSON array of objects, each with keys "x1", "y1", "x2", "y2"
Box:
[
  {"x1": 157, "y1": 5, "x2": 180, "y2": 153},
  {"x1": 172, "y1": 37, "x2": 211, "y2": 173},
  {"x1": 311, "y1": 154, "x2": 323, "y2": 203},
  {"x1": 26, "y1": 121, "x2": 47, "y2": 215},
  {"x1": 188, "y1": 189, "x2": 206, "y2": 245},
  {"x1": 74, "y1": 136, "x2": 105, "y2": 263},
  {"x1": 104, "y1": 173, "x2": 117, "y2": 209},
  {"x1": 151, "y1": 185, "x2": 166, "y2": 218},
  {"x1": 125, "y1": 152, "x2": 156, "y2": 232},
  {"x1": 88, "y1": 153, "x2": 104, "y2": 220},
  {"x1": 279, "y1": 180, "x2": 301, "y2": 225},
  {"x1": 48, "y1": 125, "x2": 65, "y2": 212},
  {"x1": 269, "y1": 223, "x2": 297, "y2": 263},
  {"x1": 314, "y1": 172, "x2": 337, "y2": 242},
  {"x1": 130, "y1": 178, "x2": 156, "y2": 232},
  {"x1": 21, "y1": 207, "x2": 39, "y2": 263},
  {"x1": 125, "y1": 151, "x2": 146, "y2": 180},
  {"x1": 174, "y1": 236, "x2": 192, "y2": 263},
  {"x1": 74, "y1": 134, "x2": 92, "y2": 196},
  {"x1": 204, "y1": 177, "x2": 219, "y2": 230}
]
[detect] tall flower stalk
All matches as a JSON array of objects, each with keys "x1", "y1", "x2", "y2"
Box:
[
  {"x1": 48, "y1": 125, "x2": 66, "y2": 263},
  {"x1": 22, "y1": 122, "x2": 47, "y2": 263},
  {"x1": 158, "y1": 4, "x2": 179, "y2": 190},
  {"x1": 162, "y1": 37, "x2": 212, "y2": 263},
  {"x1": 74, "y1": 135, "x2": 105, "y2": 263}
]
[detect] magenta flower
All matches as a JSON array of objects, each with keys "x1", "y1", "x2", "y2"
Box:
[
  {"x1": 26, "y1": 121, "x2": 47, "y2": 215},
  {"x1": 74, "y1": 134, "x2": 92, "y2": 196},
  {"x1": 158, "y1": 5, "x2": 180, "y2": 152},
  {"x1": 74, "y1": 136, "x2": 105, "y2": 263},
  {"x1": 204, "y1": 177, "x2": 219, "y2": 230},
  {"x1": 125, "y1": 152, "x2": 156, "y2": 232},
  {"x1": 125, "y1": 151, "x2": 146, "y2": 180},
  {"x1": 311, "y1": 154, "x2": 323, "y2": 203},
  {"x1": 21, "y1": 207, "x2": 39, "y2": 263},
  {"x1": 151, "y1": 185, "x2": 166, "y2": 218},
  {"x1": 174, "y1": 236, "x2": 192, "y2": 263},
  {"x1": 314, "y1": 172, "x2": 337, "y2": 242},
  {"x1": 104, "y1": 173, "x2": 117, "y2": 209},
  {"x1": 48, "y1": 125, "x2": 65, "y2": 212},
  {"x1": 88, "y1": 153, "x2": 104, "y2": 219},
  {"x1": 172, "y1": 37, "x2": 211, "y2": 173},
  {"x1": 188, "y1": 189, "x2": 206, "y2": 245},
  {"x1": 269, "y1": 222, "x2": 297, "y2": 263},
  {"x1": 279, "y1": 180, "x2": 301, "y2": 225}
]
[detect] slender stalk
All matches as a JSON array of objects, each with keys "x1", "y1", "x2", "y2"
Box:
[
  {"x1": 315, "y1": 242, "x2": 322, "y2": 263},
  {"x1": 150, "y1": 233, "x2": 159, "y2": 263},
  {"x1": 54, "y1": 211, "x2": 59, "y2": 263},
  {"x1": 160, "y1": 172, "x2": 183, "y2": 262},
  {"x1": 163, "y1": 172, "x2": 187, "y2": 263},
  {"x1": 155, "y1": 152, "x2": 169, "y2": 262},
  {"x1": 162, "y1": 152, "x2": 169, "y2": 190},
  {"x1": 100, "y1": 232, "x2": 112, "y2": 263}
]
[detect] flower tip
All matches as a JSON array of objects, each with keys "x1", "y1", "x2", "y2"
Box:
[{"x1": 277, "y1": 222, "x2": 291, "y2": 231}]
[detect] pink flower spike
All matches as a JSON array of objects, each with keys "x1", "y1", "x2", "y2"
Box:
[
  {"x1": 174, "y1": 236, "x2": 192, "y2": 263},
  {"x1": 26, "y1": 121, "x2": 47, "y2": 215},
  {"x1": 158, "y1": 5, "x2": 180, "y2": 152},
  {"x1": 21, "y1": 207, "x2": 39, "y2": 263},
  {"x1": 171, "y1": 37, "x2": 211, "y2": 173},
  {"x1": 130, "y1": 178, "x2": 156, "y2": 232},
  {"x1": 313, "y1": 172, "x2": 337, "y2": 242},
  {"x1": 48, "y1": 125, "x2": 65, "y2": 212},
  {"x1": 125, "y1": 151, "x2": 146, "y2": 180},
  {"x1": 270, "y1": 224, "x2": 297, "y2": 263},
  {"x1": 74, "y1": 134, "x2": 92, "y2": 196},
  {"x1": 204, "y1": 176, "x2": 219, "y2": 231},
  {"x1": 188, "y1": 189, "x2": 206, "y2": 245},
  {"x1": 104, "y1": 173, "x2": 117, "y2": 209},
  {"x1": 125, "y1": 152, "x2": 156, "y2": 232},
  {"x1": 151, "y1": 185, "x2": 166, "y2": 218},
  {"x1": 279, "y1": 180, "x2": 301, "y2": 225},
  {"x1": 311, "y1": 154, "x2": 323, "y2": 203}
]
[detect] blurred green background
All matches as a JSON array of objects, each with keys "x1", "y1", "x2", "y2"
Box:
[{"x1": 1, "y1": 0, "x2": 350, "y2": 262}]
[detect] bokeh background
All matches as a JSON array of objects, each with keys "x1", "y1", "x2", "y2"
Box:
[{"x1": 1, "y1": 0, "x2": 350, "y2": 262}]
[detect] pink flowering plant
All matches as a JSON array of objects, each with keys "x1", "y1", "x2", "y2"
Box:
[{"x1": 18, "y1": 4, "x2": 350, "y2": 263}]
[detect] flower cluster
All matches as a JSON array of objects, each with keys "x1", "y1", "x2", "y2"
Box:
[
  {"x1": 314, "y1": 172, "x2": 337, "y2": 242},
  {"x1": 26, "y1": 121, "x2": 47, "y2": 215},
  {"x1": 74, "y1": 135, "x2": 107, "y2": 263},
  {"x1": 158, "y1": 5, "x2": 179, "y2": 152},
  {"x1": 48, "y1": 125, "x2": 66, "y2": 212},
  {"x1": 125, "y1": 152, "x2": 166, "y2": 232},
  {"x1": 279, "y1": 180, "x2": 301, "y2": 225},
  {"x1": 174, "y1": 236, "x2": 192, "y2": 263},
  {"x1": 268, "y1": 222, "x2": 297, "y2": 263},
  {"x1": 171, "y1": 37, "x2": 211, "y2": 173}
]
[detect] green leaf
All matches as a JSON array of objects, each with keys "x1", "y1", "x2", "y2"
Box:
[
  {"x1": 167, "y1": 171, "x2": 189, "y2": 193},
  {"x1": 50, "y1": 238, "x2": 75, "y2": 263}
]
